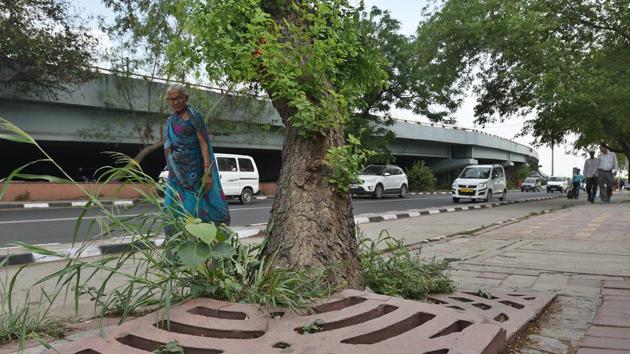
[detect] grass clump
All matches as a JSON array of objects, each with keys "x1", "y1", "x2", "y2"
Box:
[
  {"x1": 0, "y1": 265, "x2": 65, "y2": 349},
  {"x1": 359, "y1": 231, "x2": 455, "y2": 300}
]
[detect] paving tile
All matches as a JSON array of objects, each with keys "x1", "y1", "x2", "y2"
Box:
[
  {"x1": 501, "y1": 275, "x2": 538, "y2": 289},
  {"x1": 477, "y1": 272, "x2": 510, "y2": 280},
  {"x1": 602, "y1": 288, "x2": 630, "y2": 297},
  {"x1": 534, "y1": 273, "x2": 570, "y2": 286},
  {"x1": 604, "y1": 280, "x2": 630, "y2": 290},
  {"x1": 568, "y1": 278, "x2": 603, "y2": 288},
  {"x1": 587, "y1": 326, "x2": 630, "y2": 339},
  {"x1": 581, "y1": 336, "x2": 630, "y2": 350},
  {"x1": 577, "y1": 349, "x2": 630, "y2": 354}
]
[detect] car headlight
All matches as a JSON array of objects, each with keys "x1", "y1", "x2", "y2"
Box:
[
  {"x1": 452, "y1": 182, "x2": 458, "y2": 189},
  {"x1": 477, "y1": 183, "x2": 487, "y2": 189}
]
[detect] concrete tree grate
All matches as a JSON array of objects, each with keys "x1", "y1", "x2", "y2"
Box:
[
  {"x1": 427, "y1": 289, "x2": 556, "y2": 341},
  {"x1": 47, "y1": 289, "x2": 551, "y2": 354}
]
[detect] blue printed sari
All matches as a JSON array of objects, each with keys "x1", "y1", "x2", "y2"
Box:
[{"x1": 163, "y1": 107, "x2": 230, "y2": 225}]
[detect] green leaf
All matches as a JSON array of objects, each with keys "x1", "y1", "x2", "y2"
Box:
[
  {"x1": 13, "y1": 173, "x2": 70, "y2": 183},
  {"x1": 185, "y1": 223, "x2": 217, "y2": 246},
  {"x1": 210, "y1": 242, "x2": 236, "y2": 259},
  {"x1": 176, "y1": 240, "x2": 210, "y2": 267},
  {"x1": 0, "y1": 118, "x2": 35, "y2": 144}
]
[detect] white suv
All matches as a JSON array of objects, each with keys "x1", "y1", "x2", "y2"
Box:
[
  {"x1": 159, "y1": 153, "x2": 260, "y2": 204},
  {"x1": 452, "y1": 164, "x2": 507, "y2": 202},
  {"x1": 351, "y1": 164, "x2": 408, "y2": 199},
  {"x1": 546, "y1": 176, "x2": 568, "y2": 193}
]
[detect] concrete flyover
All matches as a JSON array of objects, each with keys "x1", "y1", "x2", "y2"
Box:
[{"x1": 0, "y1": 73, "x2": 538, "y2": 184}]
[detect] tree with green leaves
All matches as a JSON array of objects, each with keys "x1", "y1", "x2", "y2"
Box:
[
  {"x1": 348, "y1": 6, "x2": 466, "y2": 163},
  {"x1": 418, "y1": 0, "x2": 630, "y2": 174},
  {"x1": 0, "y1": 0, "x2": 95, "y2": 96},
  {"x1": 164, "y1": 0, "x2": 388, "y2": 288},
  {"x1": 98, "y1": 1, "x2": 272, "y2": 167}
]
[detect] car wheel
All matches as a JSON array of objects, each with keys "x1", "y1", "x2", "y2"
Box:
[
  {"x1": 521, "y1": 188, "x2": 524, "y2": 192},
  {"x1": 239, "y1": 188, "x2": 254, "y2": 205},
  {"x1": 452, "y1": 197, "x2": 460, "y2": 203},
  {"x1": 373, "y1": 184, "x2": 384, "y2": 199},
  {"x1": 499, "y1": 189, "x2": 507, "y2": 201},
  {"x1": 399, "y1": 184, "x2": 407, "y2": 198},
  {"x1": 485, "y1": 190, "x2": 493, "y2": 202}
]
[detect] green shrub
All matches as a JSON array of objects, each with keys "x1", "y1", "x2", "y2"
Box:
[
  {"x1": 406, "y1": 161, "x2": 437, "y2": 192},
  {"x1": 358, "y1": 231, "x2": 455, "y2": 300}
]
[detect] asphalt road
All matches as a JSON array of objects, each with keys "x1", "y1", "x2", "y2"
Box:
[{"x1": 0, "y1": 191, "x2": 553, "y2": 246}]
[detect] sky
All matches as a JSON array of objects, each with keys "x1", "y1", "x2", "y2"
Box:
[{"x1": 75, "y1": 0, "x2": 587, "y2": 177}]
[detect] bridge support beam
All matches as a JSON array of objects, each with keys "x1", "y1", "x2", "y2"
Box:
[{"x1": 429, "y1": 158, "x2": 478, "y2": 174}]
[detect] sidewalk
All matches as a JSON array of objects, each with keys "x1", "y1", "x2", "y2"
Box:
[
  {"x1": 385, "y1": 191, "x2": 630, "y2": 353},
  {"x1": 1, "y1": 192, "x2": 627, "y2": 353}
]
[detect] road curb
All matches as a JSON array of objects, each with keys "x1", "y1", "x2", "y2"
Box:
[
  {"x1": 0, "y1": 195, "x2": 562, "y2": 267},
  {"x1": 353, "y1": 194, "x2": 562, "y2": 225},
  {"x1": 0, "y1": 196, "x2": 273, "y2": 209}
]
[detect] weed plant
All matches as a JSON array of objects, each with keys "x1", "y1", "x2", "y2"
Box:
[
  {"x1": 358, "y1": 231, "x2": 455, "y2": 300},
  {"x1": 0, "y1": 262, "x2": 65, "y2": 351}
]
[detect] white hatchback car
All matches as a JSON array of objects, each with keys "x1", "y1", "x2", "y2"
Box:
[
  {"x1": 351, "y1": 164, "x2": 408, "y2": 199},
  {"x1": 159, "y1": 153, "x2": 260, "y2": 204},
  {"x1": 452, "y1": 164, "x2": 507, "y2": 202}
]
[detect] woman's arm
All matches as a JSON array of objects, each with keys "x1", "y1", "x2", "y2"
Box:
[{"x1": 197, "y1": 131, "x2": 211, "y2": 172}]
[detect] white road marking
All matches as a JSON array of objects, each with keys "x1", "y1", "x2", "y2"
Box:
[
  {"x1": 24, "y1": 203, "x2": 50, "y2": 208},
  {"x1": 0, "y1": 213, "x2": 146, "y2": 225}
]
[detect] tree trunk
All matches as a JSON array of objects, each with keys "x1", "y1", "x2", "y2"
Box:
[
  {"x1": 617, "y1": 138, "x2": 630, "y2": 177},
  {"x1": 263, "y1": 99, "x2": 364, "y2": 289}
]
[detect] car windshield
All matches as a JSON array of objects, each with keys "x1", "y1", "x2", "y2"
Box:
[
  {"x1": 524, "y1": 178, "x2": 537, "y2": 183},
  {"x1": 549, "y1": 177, "x2": 564, "y2": 181},
  {"x1": 460, "y1": 167, "x2": 490, "y2": 179},
  {"x1": 362, "y1": 165, "x2": 385, "y2": 175}
]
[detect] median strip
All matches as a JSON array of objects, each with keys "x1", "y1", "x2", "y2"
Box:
[{"x1": 0, "y1": 195, "x2": 562, "y2": 267}]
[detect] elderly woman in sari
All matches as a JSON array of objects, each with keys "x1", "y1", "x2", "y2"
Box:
[{"x1": 163, "y1": 84, "x2": 230, "y2": 227}]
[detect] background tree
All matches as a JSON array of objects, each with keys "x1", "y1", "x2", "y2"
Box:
[
  {"x1": 166, "y1": 0, "x2": 388, "y2": 288},
  {"x1": 348, "y1": 6, "x2": 467, "y2": 163},
  {"x1": 99, "y1": 1, "x2": 272, "y2": 167},
  {"x1": 0, "y1": 0, "x2": 95, "y2": 96},
  {"x1": 417, "y1": 0, "x2": 630, "y2": 172},
  {"x1": 99, "y1": 0, "x2": 188, "y2": 166}
]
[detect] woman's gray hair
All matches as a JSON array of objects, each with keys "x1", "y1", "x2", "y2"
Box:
[{"x1": 166, "y1": 83, "x2": 189, "y2": 97}]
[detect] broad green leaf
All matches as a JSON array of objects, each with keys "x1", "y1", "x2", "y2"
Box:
[
  {"x1": 210, "y1": 242, "x2": 236, "y2": 259},
  {"x1": 185, "y1": 223, "x2": 217, "y2": 246},
  {"x1": 176, "y1": 240, "x2": 210, "y2": 267}
]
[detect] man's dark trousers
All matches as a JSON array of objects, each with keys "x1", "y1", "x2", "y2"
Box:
[
  {"x1": 586, "y1": 177, "x2": 598, "y2": 202},
  {"x1": 598, "y1": 170, "x2": 614, "y2": 203}
]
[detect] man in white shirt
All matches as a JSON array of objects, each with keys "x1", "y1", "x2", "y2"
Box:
[
  {"x1": 583, "y1": 150, "x2": 599, "y2": 203},
  {"x1": 597, "y1": 143, "x2": 619, "y2": 203}
]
